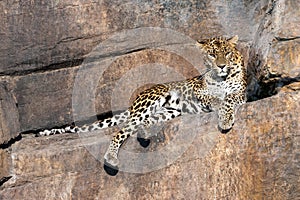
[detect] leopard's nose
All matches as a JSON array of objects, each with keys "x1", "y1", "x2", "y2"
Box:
[{"x1": 218, "y1": 64, "x2": 226, "y2": 69}]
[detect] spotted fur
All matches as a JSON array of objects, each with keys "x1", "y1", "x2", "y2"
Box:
[{"x1": 38, "y1": 36, "x2": 247, "y2": 168}]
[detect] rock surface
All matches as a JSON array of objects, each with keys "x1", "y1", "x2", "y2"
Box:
[
  {"x1": 247, "y1": 0, "x2": 300, "y2": 100},
  {"x1": 0, "y1": 0, "x2": 300, "y2": 199},
  {"x1": 0, "y1": 0, "x2": 265, "y2": 76},
  {"x1": 0, "y1": 82, "x2": 20, "y2": 144}
]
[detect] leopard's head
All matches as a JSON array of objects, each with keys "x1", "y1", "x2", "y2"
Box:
[{"x1": 197, "y1": 35, "x2": 243, "y2": 79}]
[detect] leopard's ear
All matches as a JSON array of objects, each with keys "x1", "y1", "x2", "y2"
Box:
[
  {"x1": 196, "y1": 39, "x2": 207, "y2": 48},
  {"x1": 228, "y1": 35, "x2": 239, "y2": 45}
]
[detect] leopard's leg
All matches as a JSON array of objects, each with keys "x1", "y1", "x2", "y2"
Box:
[
  {"x1": 218, "y1": 92, "x2": 246, "y2": 133},
  {"x1": 103, "y1": 108, "x2": 181, "y2": 165},
  {"x1": 104, "y1": 89, "x2": 184, "y2": 166},
  {"x1": 218, "y1": 104, "x2": 234, "y2": 133},
  {"x1": 104, "y1": 106, "x2": 182, "y2": 164},
  {"x1": 104, "y1": 117, "x2": 141, "y2": 167}
]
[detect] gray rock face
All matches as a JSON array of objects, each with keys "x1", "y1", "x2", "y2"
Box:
[
  {"x1": 247, "y1": 0, "x2": 300, "y2": 100},
  {"x1": 13, "y1": 67, "x2": 78, "y2": 131},
  {"x1": 0, "y1": 82, "x2": 20, "y2": 144},
  {"x1": 0, "y1": 0, "x2": 266, "y2": 76},
  {"x1": 0, "y1": 0, "x2": 299, "y2": 199}
]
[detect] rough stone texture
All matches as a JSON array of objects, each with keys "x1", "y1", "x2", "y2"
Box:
[
  {"x1": 0, "y1": 0, "x2": 267, "y2": 76},
  {"x1": 0, "y1": 0, "x2": 104, "y2": 75},
  {"x1": 275, "y1": 0, "x2": 300, "y2": 38},
  {"x1": 247, "y1": 0, "x2": 300, "y2": 100},
  {"x1": 0, "y1": 91, "x2": 299, "y2": 199},
  {"x1": 0, "y1": 81, "x2": 19, "y2": 191},
  {"x1": 267, "y1": 38, "x2": 300, "y2": 78},
  {"x1": 0, "y1": 81, "x2": 20, "y2": 144},
  {"x1": 12, "y1": 67, "x2": 78, "y2": 131},
  {"x1": 264, "y1": 0, "x2": 300, "y2": 80},
  {"x1": 0, "y1": 149, "x2": 12, "y2": 185},
  {"x1": 0, "y1": 0, "x2": 300, "y2": 199}
]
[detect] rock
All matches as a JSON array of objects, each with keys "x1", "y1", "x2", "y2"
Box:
[
  {"x1": 0, "y1": 149, "x2": 12, "y2": 186},
  {"x1": 0, "y1": 81, "x2": 20, "y2": 189},
  {"x1": 0, "y1": 82, "x2": 20, "y2": 144},
  {"x1": 267, "y1": 38, "x2": 300, "y2": 78},
  {"x1": 247, "y1": 0, "x2": 300, "y2": 100},
  {"x1": 275, "y1": 1, "x2": 300, "y2": 38},
  {"x1": 0, "y1": 1, "x2": 103, "y2": 75},
  {"x1": 0, "y1": 91, "x2": 299, "y2": 199},
  {"x1": 12, "y1": 67, "x2": 78, "y2": 131},
  {"x1": 0, "y1": 0, "x2": 268, "y2": 76}
]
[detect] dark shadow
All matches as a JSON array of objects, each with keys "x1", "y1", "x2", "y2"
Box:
[
  {"x1": 246, "y1": 47, "x2": 300, "y2": 102},
  {"x1": 103, "y1": 161, "x2": 119, "y2": 176},
  {"x1": 137, "y1": 137, "x2": 151, "y2": 148},
  {"x1": 0, "y1": 134, "x2": 22, "y2": 149},
  {"x1": 247, "y1": 75, "x2": 300, "y2": 102},
  {"x1": 0, "y1": 176, "x2": 12, "y2": 187}
]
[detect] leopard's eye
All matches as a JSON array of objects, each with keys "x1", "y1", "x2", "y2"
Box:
[
  {"x1": 208, "y1": 54, "x2": 216, "y2": 59},
  {"x1": 225, "y1": 52, "x2": 232, "y2": 58}
]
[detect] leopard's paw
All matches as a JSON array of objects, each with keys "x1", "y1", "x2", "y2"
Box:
[
  {"x1": 218, "y1": 117, "x2": 234, "y2": 134},
  {"x1": 218, "y1": 114, "x2": 234, "y2": 134},
  {"x1": 218, "y1": 125, "x2": 232, "y2": 134}
]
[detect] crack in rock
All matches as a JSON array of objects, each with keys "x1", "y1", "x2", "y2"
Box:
[
  {"x1": 0, "y1": 176, "x2": 12, "y2": 187},
  {"x1": 247, "y1": 74, "x2": 300, "y2": 102},
  {"x1": 0, "y1": 134, "x2": 22, "y2": 149},
  {"x1": 275, "y1": 36, "x2": 300, "y2": 42}
]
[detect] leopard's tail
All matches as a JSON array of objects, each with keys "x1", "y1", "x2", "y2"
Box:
[{"x1": 37, "y1": 110, "x2": 130, "y2": 136}]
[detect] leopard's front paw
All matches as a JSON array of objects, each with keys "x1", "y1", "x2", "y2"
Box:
[
  {"x1": 218, "y1": 119, "x2": 234, "y2": 134},
  {"x1": 218, "y1": 111, "x2": 235, "y2": 134},
  {"x1": 218, "y1": 124, "x2": 233, "y2": 134}
]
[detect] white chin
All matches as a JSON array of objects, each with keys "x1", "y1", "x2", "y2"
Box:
[{"x1": 218, "y1": 72, "x2": 228, "y2": 77}]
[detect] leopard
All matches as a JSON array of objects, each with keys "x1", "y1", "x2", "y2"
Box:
[{"x1": 38, "y1": 35, "x2": 247, "y2": 172}]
